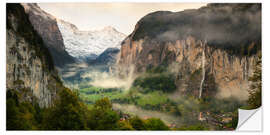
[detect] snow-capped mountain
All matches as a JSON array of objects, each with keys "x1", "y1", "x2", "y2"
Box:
[{"x1": 57, "y1": 19, "x2": 126, "y2": 60}]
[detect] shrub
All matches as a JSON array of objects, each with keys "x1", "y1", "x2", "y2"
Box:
[
  {"x1": 117, "y1": 121, "x2": 134, "y2": 130},
  {"x1": 129, "y1": 116, "x2": 147, "y2": 130},
  {"x1": 144, "y1": 118, "x2": 169, "y2": 130}
]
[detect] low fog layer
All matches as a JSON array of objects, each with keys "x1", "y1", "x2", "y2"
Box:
[
  {"x1": 81, "y1": 65, "x2": 137, "y2": 90},
  {"x1": 113, "y1": 103, "x2": 184, "y2": 126}
]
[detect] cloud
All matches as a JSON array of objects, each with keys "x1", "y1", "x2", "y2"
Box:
[
  {"x1": 38, "y1": 3, "x2": 206, "y2": 34},
  {"x1": 140, "y1": 4, "x2": 261, "y2": 50},
  {"x1": 81, "y1": 65, "x2": 137, "y2": 90}
]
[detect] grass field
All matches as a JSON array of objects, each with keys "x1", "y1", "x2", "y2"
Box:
[
  {"x1": 78, "y1": 86, "x2": 175, "y2": 112},
  {"x1": 79, "y1": 86, "x2": 126, "y2": 104},
  {"x1": 136, "y1": 91, "x2": 169, "y2": 106}
]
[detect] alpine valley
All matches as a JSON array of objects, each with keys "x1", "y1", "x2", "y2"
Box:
[{"x1": 6, "y1": 3, "x2": 262, "y2": 130}]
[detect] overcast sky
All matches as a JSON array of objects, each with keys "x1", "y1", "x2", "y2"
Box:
[{"x1": 38, "y1": 3, "x2": 206, "y2": 35}]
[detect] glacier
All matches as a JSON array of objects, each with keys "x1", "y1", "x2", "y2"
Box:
[{"x1": 57, "y1": 19, "x2": 126, "y2": 61}]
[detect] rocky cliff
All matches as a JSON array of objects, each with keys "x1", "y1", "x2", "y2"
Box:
[
  {"x1": 6, "y1": 4, "x2": 64, "y2": 107},
  {"x1": 118, "y1": 4, "x2": 261, "y2": 100},
  {"x1": 21, "y1": 3, "x2": 75, "y2": 67}
]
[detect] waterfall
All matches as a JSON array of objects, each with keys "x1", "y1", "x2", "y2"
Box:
[{"x1": 199, "y1": 41, "x2": 206, "y2": 99}]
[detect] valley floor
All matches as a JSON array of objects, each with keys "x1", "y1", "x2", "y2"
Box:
[{"x1": 59, "y1": 62, "x2": 240, "y2": 130}]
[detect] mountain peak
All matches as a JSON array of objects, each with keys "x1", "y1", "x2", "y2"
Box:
[
  {"x1": 103, "y1": 26, "x2": 116, "y2": 31},
  {"x1": 57, "y1": 21, "x2": 126, "y2": 60}
]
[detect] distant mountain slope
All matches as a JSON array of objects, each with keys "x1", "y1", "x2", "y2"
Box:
[
  {"x1": 57, "y1": 19, "x2": 126, "y2": 61},
  {"x1": 6, "y1": 4, "x2": 65, "y2": 107},
  {"x1": 21, "y1": 3, "x2": 76, "y2": 67},
  {"x1": 118, "y1": 3, "x2": 261, "y2": 99},
  {"x1": 90, "y1": 47, "x2": 120, "y2": 65}
]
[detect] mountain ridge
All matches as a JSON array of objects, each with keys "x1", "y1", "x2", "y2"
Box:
[
  {"x1": 118, "y1": 3, "x2": 261, "y2": 100},
  {"x1": 21, "y1": 3, "x2": 76, "y2": 67},
  {"x1": 130, "y1": 3, "x2": 261, "y2": 56},
  {"x1": 57, "y1": 19, "x2": 126, "y2": 61}
]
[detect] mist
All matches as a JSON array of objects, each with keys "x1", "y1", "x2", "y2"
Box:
[
  {"x1": 113, "y1": 103, "x2": 185, "y2": 126},
  {"x1": 81, "y1": 65, "x2": 137, "y2": 90},
  {"x1": 216, "y1": 83, "x2": 249, "y2": 101},
  {"x1": 135, "y1": 3, "x2": 261, "y2": 55}
]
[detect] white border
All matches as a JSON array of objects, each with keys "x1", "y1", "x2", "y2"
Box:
[
  {"x1": 3, "y1": 0, "x2": 267, "y2": 3},
  {"x1": 1, "y1": 0, "x2": 269, "y2": 135}
]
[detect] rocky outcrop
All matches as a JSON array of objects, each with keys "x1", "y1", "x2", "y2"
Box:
[
  {"x1": 118, "y1": 4, "x2": 261, "y2": 100},
  {"x1": 6, "y1": 4, "x2": 63, "y2": 107},
  {"x1": 21, "y1": 3, "x2": 75, "y2": 67}
]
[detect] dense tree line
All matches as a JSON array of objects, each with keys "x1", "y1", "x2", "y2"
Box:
[
  {"x1": 133, "y1": 73, "x2": 176, "y2": 93},
  {"x1": 6, "y1": 88, "x2": 169, "y2": 130}
]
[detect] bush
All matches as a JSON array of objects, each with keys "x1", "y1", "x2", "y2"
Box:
[
  {"x1": 129, "y1": 116, "x2": 147, "y2": 130},
  {"x1": 129, "y1": 116, "x2": 169, "y2": 130},
  {"x1": 117, "y1": 121, "x2": 134, "y2": 130},
  {"x1": 144, "y1": 118, "x2": 169, "y2": 130}
]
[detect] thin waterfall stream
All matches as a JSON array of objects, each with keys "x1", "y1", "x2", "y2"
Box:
[{"x1": 199, "y1": 41, "x2": 206, "y2": 99}]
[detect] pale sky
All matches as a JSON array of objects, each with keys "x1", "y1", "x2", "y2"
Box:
[{"x1": 38, "y1": 3, "x2": 207, "y2": 35}]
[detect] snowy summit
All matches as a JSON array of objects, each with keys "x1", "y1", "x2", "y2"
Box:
[{"x1": 57, "y1": 19, "x2": 126, "y2": 61}]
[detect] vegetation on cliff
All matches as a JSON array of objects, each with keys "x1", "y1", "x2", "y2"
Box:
[{"x1": 247, "y1": 54, "x2": 262, "y2": 108}]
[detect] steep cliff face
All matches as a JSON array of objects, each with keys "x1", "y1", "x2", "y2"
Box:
[
  {"x1": 21, "y1": 3, "x2": 76, "y2": 67},
  {"x1": 118, "y1": 4, "x2": 261, "y2": 100},
  {"x1": 6, "y1": 4, "x2": 63, "y2": 107}
]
